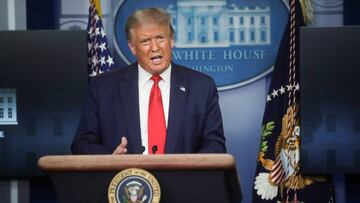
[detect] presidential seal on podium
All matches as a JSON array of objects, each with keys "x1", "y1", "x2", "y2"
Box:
[{"x1": 108, "y1": 168, "x2": 161, "y2": 203}]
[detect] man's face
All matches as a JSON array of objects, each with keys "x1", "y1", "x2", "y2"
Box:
[{"x1": 128, "y1": 23, "x2": 174, "y2": 75}]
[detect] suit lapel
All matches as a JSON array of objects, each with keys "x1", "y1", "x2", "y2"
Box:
[
  {"x1": 118, "y1": 65, "x2": 142, "y2": 154},
  {"x1": 165, "y1": 64, "x2": 188, "y2": 153}
]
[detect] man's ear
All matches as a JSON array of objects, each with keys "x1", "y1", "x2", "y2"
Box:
[
  {"x1": 128, "y1": 41, "x2": 136, "y2": 55},
  {"x1": 170, "y1": 37, "x2": 174, "y2": 49}
]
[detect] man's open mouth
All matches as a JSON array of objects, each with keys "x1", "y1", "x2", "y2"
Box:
[{"x1": 150, "y1": 55, "x2": 163, "y2": 64}]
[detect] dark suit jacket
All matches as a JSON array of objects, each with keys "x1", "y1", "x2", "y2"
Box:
[{"x1": 71, "y1": 62, "x2": 226, "y2": 154}]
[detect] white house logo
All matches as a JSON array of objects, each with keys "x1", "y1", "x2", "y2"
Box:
[
  {"x1": 312, "y1": 0, "x2": 342, "y2": 8},
  {"x1": 113, "y1": 0, "x2": 289, "y2": 90}
]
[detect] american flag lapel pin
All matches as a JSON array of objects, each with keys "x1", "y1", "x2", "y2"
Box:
[{"x1": 180, "y1": 86, "x2": 186, "y2": 92}]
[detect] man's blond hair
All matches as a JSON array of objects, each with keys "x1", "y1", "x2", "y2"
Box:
[{"x1": 125, "y1": 8, "x2": 174, "y2": 41}]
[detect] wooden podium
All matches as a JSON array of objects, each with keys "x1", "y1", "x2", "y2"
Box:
[{"x1": 38, "y1": 154, "x2": 242, "y2": 203}]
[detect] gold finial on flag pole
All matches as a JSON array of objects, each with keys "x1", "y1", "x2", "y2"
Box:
[{"x1": 89, "y1": 0, "x2": 102, "y2": 17}]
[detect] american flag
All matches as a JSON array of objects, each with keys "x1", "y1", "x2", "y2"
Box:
[{"x1": 87, "y1": 0, "x2": 115, "y2": 76}]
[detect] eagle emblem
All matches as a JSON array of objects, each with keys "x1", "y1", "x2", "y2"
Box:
[
  {"x1": 123, "y1": 181, "x2": 147, "y2": 203},
  {"x1": 108, "y1": 168, "x2": 161, "y2": 203},
  {"x1": 254, "y1": 104, "x2": 324, "y2": 201}
]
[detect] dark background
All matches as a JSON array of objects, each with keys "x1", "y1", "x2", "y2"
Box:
[
  {"x1": 0, "y1": 30, "x2": 87, "y2": 177},
  {"x1": 300, "y1": 26, "x2": 360, "y2": 174}
]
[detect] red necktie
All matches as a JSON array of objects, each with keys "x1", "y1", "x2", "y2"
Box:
[{"x1": 148, "y1": 75, "x2": 166, "y2": 154}]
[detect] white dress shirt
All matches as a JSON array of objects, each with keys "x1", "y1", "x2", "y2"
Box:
[{"x1": 138, "y1": 64, "x2": 171, "y2": 154}]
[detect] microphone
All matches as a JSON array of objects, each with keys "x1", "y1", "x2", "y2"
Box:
[
  {"x1": 152, "y1": 145, "x2": 158, "y2": 154},
  {"x1": 141, "y1": 146, "x2": 146, "y2": 154}
]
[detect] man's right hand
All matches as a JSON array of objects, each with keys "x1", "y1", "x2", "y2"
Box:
[{"x1": 112, "y1": 137, "x2": 128, "y2": 155}]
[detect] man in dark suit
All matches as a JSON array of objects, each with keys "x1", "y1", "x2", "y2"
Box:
[{"x1": 71, "y1": 8, "x2": 226, "y2": 155}]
